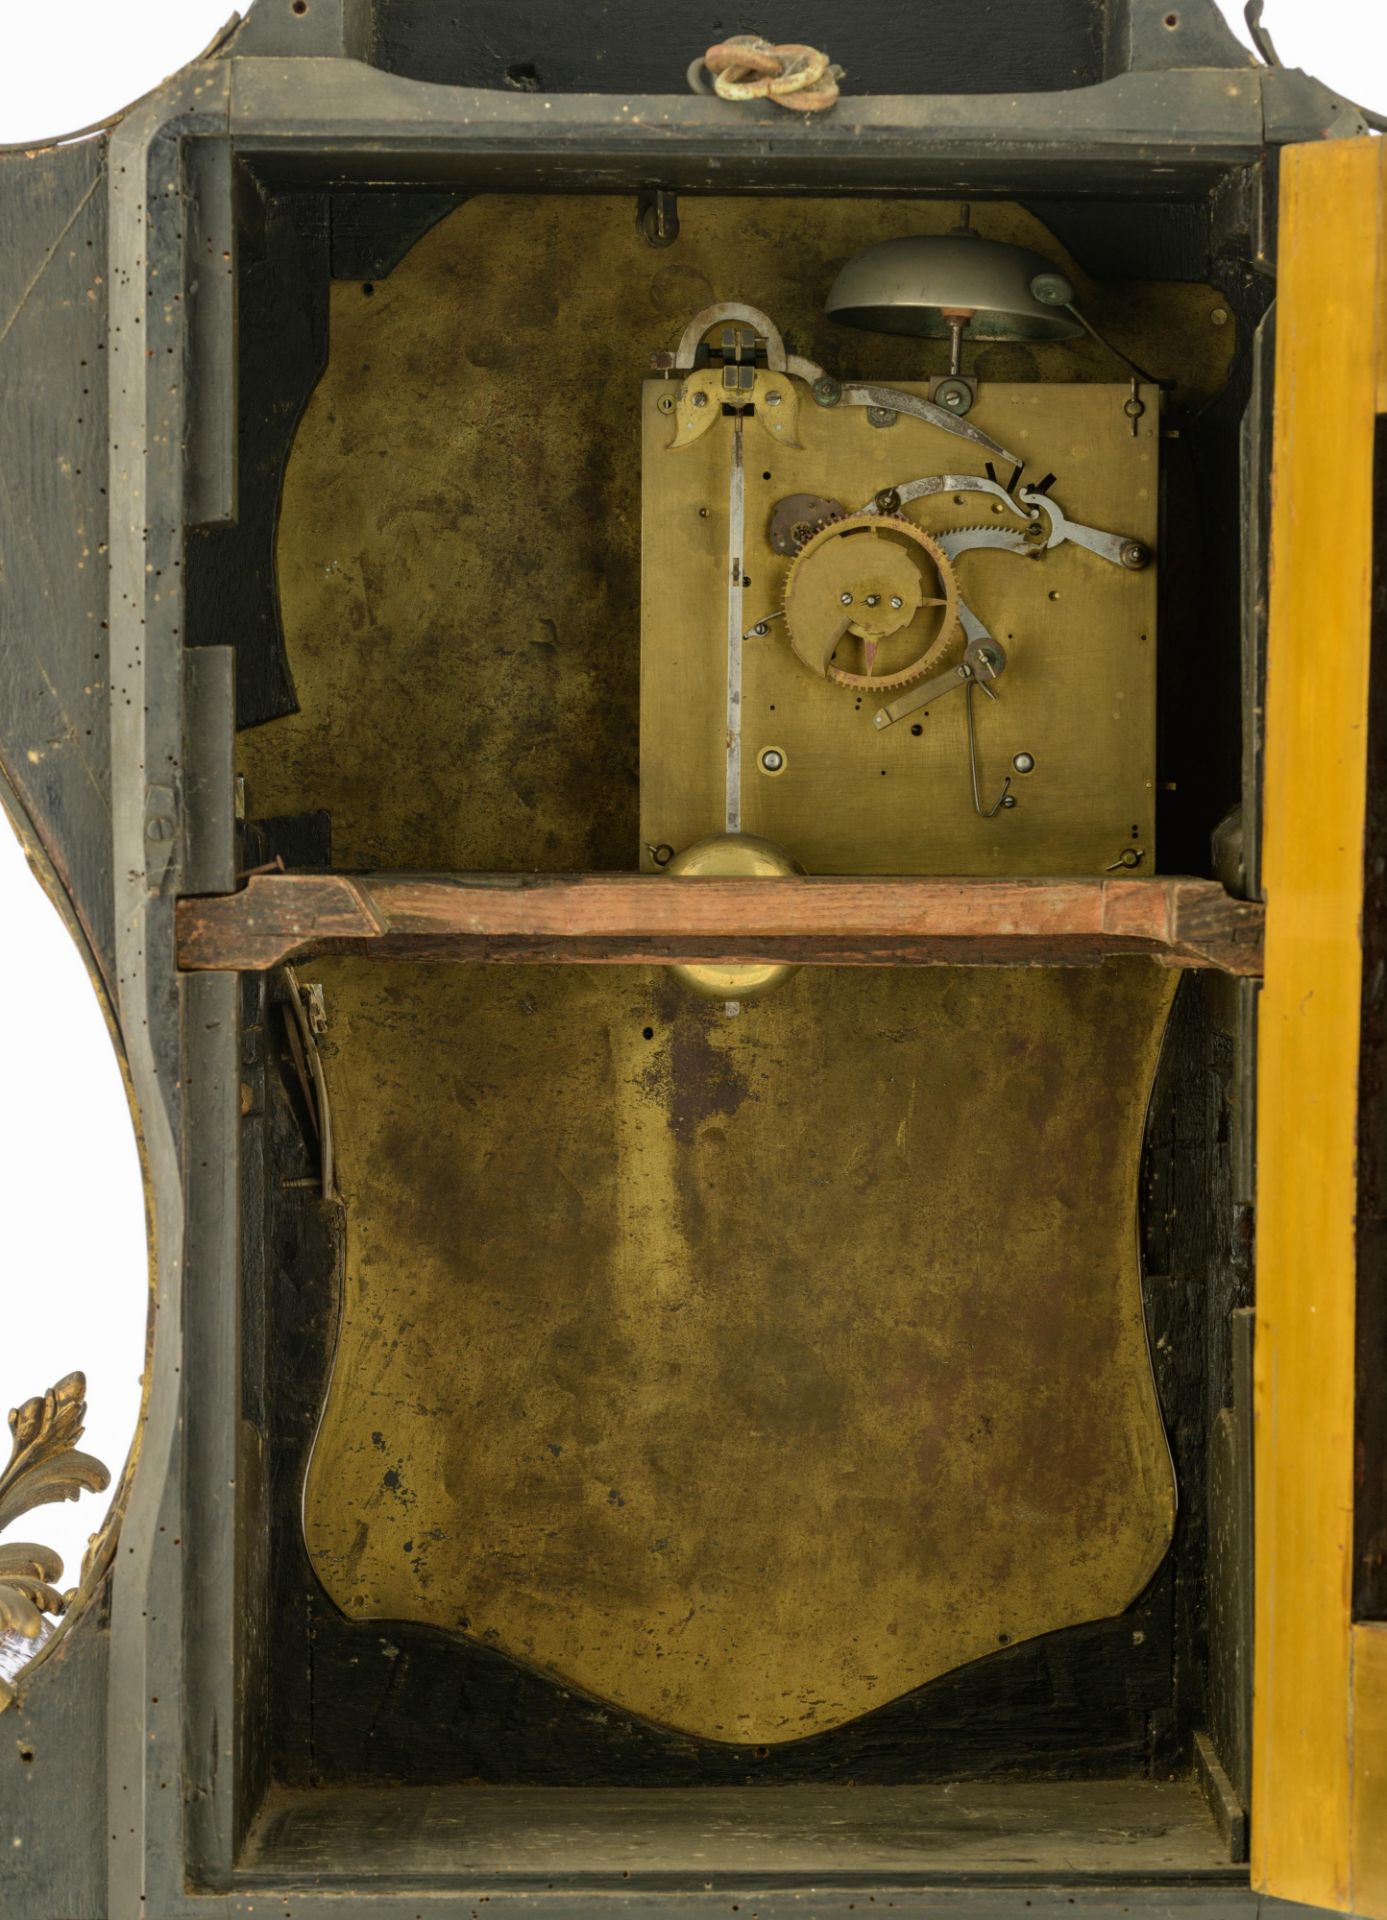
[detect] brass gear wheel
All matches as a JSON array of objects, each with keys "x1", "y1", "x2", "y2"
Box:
[{"x1": 782, "y1": 513, "x2": 961, "y2": 690}]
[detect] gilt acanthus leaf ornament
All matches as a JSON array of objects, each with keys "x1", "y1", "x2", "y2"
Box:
[{"x1": 0, "y1": 1373, "x2": 110, "y2": 1702}]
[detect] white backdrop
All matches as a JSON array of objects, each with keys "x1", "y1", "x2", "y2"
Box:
[{"x1": 0, "y1": 0, "x2": 1383, "y2": 1591}]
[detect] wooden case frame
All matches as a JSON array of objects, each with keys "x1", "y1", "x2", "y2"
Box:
[{"x1": 0, "y1": 2, "x2": 1379, "y2": 1913}]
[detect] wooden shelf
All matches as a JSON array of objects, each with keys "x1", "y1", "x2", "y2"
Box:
[
  {"x1": 176, "y1": 871, "x2": 1264, "y2": 976},
  {"x1": 240, "y1": 1777, "x2": 1242, "y2": 1883}
]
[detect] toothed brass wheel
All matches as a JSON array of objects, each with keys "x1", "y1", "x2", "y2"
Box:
[{"x1": 782, "y1": 513, "x2": 960, "y2": 690}]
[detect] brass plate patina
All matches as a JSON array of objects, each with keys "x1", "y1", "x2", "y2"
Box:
[
  {"x1": 303, "y1": 962, "x2": 1177, "y2": 1745},
  {"x1": 640, "y1": 381, "x2": 1157, "y2": 875},
  {"x1": 256, "y1": 193, "x2": 1195, "y2": 1746},
  {"x1": 239, "y1": 194, "x2": 1230, "y2": 869}
]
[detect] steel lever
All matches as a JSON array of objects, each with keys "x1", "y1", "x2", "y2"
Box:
[
  {"x1": 1017, "y1": 486, "x2": 1150, "y2": 571},
  {"x1": 873, "y1": 615, "x2": 1007, "y2": 731}
]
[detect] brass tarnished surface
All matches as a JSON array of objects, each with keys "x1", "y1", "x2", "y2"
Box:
[
  {"x1": 640, "y1": 379, "x2": 1158, "y2": 876},
  {"x1": 303, "y1": 960, "x2": 1178, "y2": 1745},
  {"x1": 240, "y1": 195, "x2": 1229, "y2": 870}
]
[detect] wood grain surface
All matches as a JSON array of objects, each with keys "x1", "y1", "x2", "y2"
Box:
[
  {"x1": 176, "y1": 871, "x2": 1264, "y2": 973},
  {"x1": 1254, "y1": 135, "x2": 1387, "y2": 1917}
]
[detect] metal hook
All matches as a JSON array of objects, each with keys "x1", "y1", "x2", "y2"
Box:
[{"x1": 966, "y1": 676, "x2": 1014, "y2": 818}]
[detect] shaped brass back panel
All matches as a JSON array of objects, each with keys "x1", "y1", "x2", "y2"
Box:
[{"x1": 303, "y1": 961, "x2": 1176, "y2": 1745}]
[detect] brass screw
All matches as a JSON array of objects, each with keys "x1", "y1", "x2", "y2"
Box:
[{"x1": 1211, "y1": 306, "x2": 1229, "y2": 327}]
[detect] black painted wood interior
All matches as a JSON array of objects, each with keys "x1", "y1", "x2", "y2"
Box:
[
  {"x1": 372, "y1": 0, "x2": 1105, "y2": 99},
  {"x1": 186, "y1": 179, "x2": 330, "y2": 731}
]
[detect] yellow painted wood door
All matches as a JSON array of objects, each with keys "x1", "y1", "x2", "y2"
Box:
[{"x1": 1256, "y1": 134, "x2": 1387, "y2": 1917}]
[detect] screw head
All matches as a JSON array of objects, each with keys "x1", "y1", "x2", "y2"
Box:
[
  {"x1": 865, "y1": 593, "x2": 880, "y2": 607},
  {"x1": 1119, "y1": 540, "x2": 1151, "y2": 571},
  {"x1": 890, "y1": 595, "x2": 903, "y2": 609},
  {"x1": 656, "y1": 392, "x2": 675, "y2": 415},
  {"x1": 813, "y1": 375, "x2": 842, "y2": 408},
  {"x1": 764, "y1": 389, "x2": 782, "y2": 406},
  {"x1": 751, "y1": 622, "x2": 769, "y2": 637},
  {"x1": 933, "y1": 376, "x2": 974, "y2": 417},
  {"x1": 840, "y1": 592, "x2": 854, "y2": 606},
  {"x1": 759, "y1": 747, "x2": 785, "y2": 774},
  {"x1": 1211, "y1": 306, "x2": 1229, "y2": 327},
  {"x1": 1000, "y1": 794, "x2": 1018, "y2": 809},
  {"x1": 875, "y1": 487, "x2": 901, "y2": 515},
  {"x1": 1012, "y1": 751, "x2": 1036, "y2": 774},
  {"x1": 691, "y1": 390, "x2": 708, "y2": 409},
  {"x1": 866, "y1": 405, "x2": 898, "y2": 429}
]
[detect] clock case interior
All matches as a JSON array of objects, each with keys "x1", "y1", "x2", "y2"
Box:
[{"x1": 194, "y1": 124, "x2": 1262, "y2": 1891}]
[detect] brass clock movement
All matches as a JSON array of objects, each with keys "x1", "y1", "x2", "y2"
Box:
[{"x1": 641, "y1": 224, "x2": 1159, "y2": 886}]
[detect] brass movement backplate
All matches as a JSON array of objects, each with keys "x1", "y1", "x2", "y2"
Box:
[{"x1": 640, "y1": 380, "x2": 1158, "y2": 876}]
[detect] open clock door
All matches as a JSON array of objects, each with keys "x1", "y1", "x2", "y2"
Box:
[{"x1": 1256, "y1": 134, "x2": 1387, "y2": 1915}]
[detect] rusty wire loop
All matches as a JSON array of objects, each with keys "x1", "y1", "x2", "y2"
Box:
[{"x1": 701, "y1": 36, "x2": 843, "y2": 113}]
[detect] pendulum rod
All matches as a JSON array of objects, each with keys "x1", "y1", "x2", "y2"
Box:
[
  {"x1": 726, "y1": 412, "x2": 745, "y2": 835},
  {"x1": 723, "y1": 413, "x2": 747, "y2": 1017}
]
